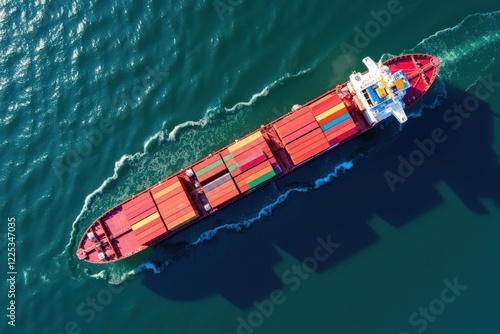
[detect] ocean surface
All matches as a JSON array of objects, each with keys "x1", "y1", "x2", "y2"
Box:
[{"x1": 1, "y1": 1, "x2": 500, "y2": 333}]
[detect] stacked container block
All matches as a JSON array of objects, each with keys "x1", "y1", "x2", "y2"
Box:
[
  {"x1": 192, "y1": 154, "x2": 227, "y2": 183},
  {"x1": 202, "y1": 173, "x2": 240, "y2": 208},
  {"x1": 222, "y1": 130, "x2": 280, "y2": 193},
  {"x1": 151, "y1": 176, "x2": 199, "y2": 231},
  {"x1": 310, "y1": 94, "x2": 359, "y2": 146},
  {"x1": 273, "y1": 107, "x2": 330, "y2": 165},
  {"x1": 123, "y1": 192, "x2": 168, "y2": 245}
]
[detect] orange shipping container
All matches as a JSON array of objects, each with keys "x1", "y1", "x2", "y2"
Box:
[
  {"x1": 285, "y1": 127, "x2": 325, "y2": 151},
  {"x1": 151, "y1": 176, "x2": 182, "y2": 195},
  {"x1": 290, "y1": 135, "x2": 329, "y2": 160},
  {"x1": 291, "y1": 142, "x2": 331, "y2": 165},
  {"x1": 132, "y1": 218, "x2": 164, "y2": 236},
  {"x1": 166, "y1": 211, "x2": 198, "y2": 231},
  {"x1": 310, "y1": 94, "x2": 342, "y2": 116}
]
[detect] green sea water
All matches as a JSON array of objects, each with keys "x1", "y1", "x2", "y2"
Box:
[{"x1": 1, "y1": 1, "x2": 500, "y2": 333}]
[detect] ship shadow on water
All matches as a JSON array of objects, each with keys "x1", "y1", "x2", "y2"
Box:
[{"x1": 140, "y1": 84, "x2": 500, "y2": 308}]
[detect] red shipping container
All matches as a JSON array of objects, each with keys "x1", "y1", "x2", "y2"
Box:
[
  {"x1": 157, "y1": 201, "x2": 189, "y2": 219},
  {"x1": 323, "y1": 118, "x2": 355, "y2": 137},
  {"x1": 152, "y1": 186, "x2": 182, "y2": 204},
  {"x1": 158, "y1": 199, "x2": 191, "y2": 218},
  {"x1": 132, "y1": 217, "x2": 164, "y2": 236},
  {"x1": 166, "y1": 211, "x2": 198, "y2": 231},
  {"x1": 325, "y1": 122, "x2": 357, "y2": 142},
  {"x1": 230, "y1": 138, "x2": 268, "y2": 160},
  {"x1": 123, "y1": 193, "x2": 155, "y2": 209},
  {"x1": 275, "y1": 110, "x2": 314, "y2": 135},
  {"x1": 151, "y1": 176, "x2": 181, "y2": 195},
  {"x1": 237, "y1": 150, "x2": 266, "y2": 173},
  {"x1": 122, "y1": 192, "x2": 154, "y2": 211},
  {"x1": 317, "y1": 108, "x2": 348, "y2": 127},
  {"x1": 273, "y1": 106, "x2": 311, "y2": 129},
  {"x1": 203, "y1": 173, "x2": 232, "y2": 193},
  {"x1": 153, "y1": 186, "x2": 185, "y2": 206},
  {"x1": 234, "y1": 160, "x2": 271, "y2": 185},
  {"x1": 163, "y1": 206, "x2": 197, "y2": 224},
  {"x1": 122, "y1": 192, "x2": 152, "y2": 210},
  {"x1": 287, "y1": 132, "x2": 326, "y2": 156},
  {"x1": 138, "y1": 226, "x2": 169, "y2": 245},
  {"x1": 197, "y1": 162, "x2": 227, "y2": 183},
  {"x1": 291, "y1": 142, "x2": 331, "y2": 165},
  {"x1": 335, "y1": 127, "x2": 359, "y2": 142},
  {"x1": 285, "y1": 128, "x2": 325, "y2": 152},
  {"x1": 275, "y1": 112, "x2": 316, "y2": 139},
  {"x1": 209, "y1": 189, "x2": 240, "y2": 207},
  {"x1": 207, "y1": 181, "x2": 238, "y2": 200},
  {"x1": 136, "y1": 222, "x2": 166, "y2": 240},
  {"x1": 192, "y1": 154, "x2": 223, "y2": 173},
  {"x1": 236, "y1": 181, "x2": 250, "y2": 193},
  {"x1": 281, "y1": 121, "x2": 318, "y2": 145},
  {"x1": 128, "y1": 207, "x2": 158, "y2": 225},
  {"x1": 124, "y1": 201, "x2": 156, "y2": 221},
  {"x1": 206, "y1": 179, "x2": 234, "y2": 197},
  {"x1": 207, "y1": 190, "x2": 237, "y2": 207},
  {"x1": 289, "y1": 134, "x2": 329, "y2": 160},
  {"x1": 310, "y1": 94, "x2": 342, "y2": 116}
]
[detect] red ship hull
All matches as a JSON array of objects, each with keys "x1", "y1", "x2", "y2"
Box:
[{"x1": 76, "y1": 54, "x2": 440, "y2": 264}]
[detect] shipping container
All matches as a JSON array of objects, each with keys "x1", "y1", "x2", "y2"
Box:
[
  {"x1": 274, "y1": 112, "x2": 317, "y2": 140},
  {"x1": 285, "y1": 127, "x2": 325, "y2": 151},
  {"x1": 316, "y1": 105, "x2": 347, "y2": 126},
  {"x1": 136, "y1": 224, "x2": 168, "y2": 242},
  {"x1": 122, "y1": 192, "x2": 154, "y2": 211},
  {"x1": 203, "y1": 173, "x2": 232, "y2": 193},
  {"x1": 206, "y1": 187, "x2": 239, "y2": 207},
  {"x1": 323, "y1": 118, "x2": 355, "y2": 137},
  {"x1": 247, "y1": 169, "x2": 276, "y2": 189},
  {"x1": 138, "y1": 227, "x2": 169, "y2": 245},
  {"x1": 208, "y1": 189, "x2": 241, "y2": 207},
  {"x1": 310, "y1": 94, "x2": 342, "y2": 116},
  {"x1": 196, "y1": 162, "x2": 227, "y2": 183},
  {"x1": 124, "y1": 200, "x2": 156, "y2": 221},
  {"x1": 234, "y1": 160, "x2": 273, "y2": 184},
  {"x1": 281, "y1": 121, "x2": 318, "y2": 145},
  {"x1": 273, "y1": 106, "x2": 312, "y2": 131},
  {"x1": 163, "y1": 205, "x2": 198, "y2": 224},
  {"x1": 228, "y1": 131, "x2": 263, "y2": 152},
  {"x1": 136, "y1": 224, "x2": 165, "y2": 241},
  {"x1": 325, "y1": 122, "x2": 357, "y2": 143},
  {"x1": 328, "y1": 127, "x2": 359, "y2": 145},
  {"x1": 132, "y1": 217, "x2": 164, "y2": 236},
  {"x1": 123, "y1": 195, "x2": 155, "y2": 214},
  {"x1": 158, "y1": 200, "x2": 192, "y2": 220},
  {"x1": 193, "y1": 154, "x2": 224, "y2": 173},
  {"x1": 275, "y1": 111, "x2": 316, "y2": 137},
  {"x1": 230, "y1": 137, "x2": 268, "y2": 159},
  {"x1": 291, "y1": 141, "x2": 331, "y2": 165},
  {"x1": 237, "y1": 150, "x2": 267, "y2": 173},
  {"x1": 166, "y1": 210, "x2": 198, "y2": 231},
  {"x1": 152, "y1": 182, "x2": 182, "y2": 200},
  {"x1": 195, "y1": 159, "x2": 224, "y2": 178},
  {"x1": 151, "y1": 176, "x2": 182, "y2": 195},
  {"x1": 320, "y1": 113, "x2": 351, "y2": 132},
  {"x1": 290, "y1": 140, "x2": 329, "y2": 163},
  {"x1": 128, "y1": 207, "x2": 158, "y2": 225},
  {"x1": 131, "y1": 212, "x2": 161, "y2": 231}
]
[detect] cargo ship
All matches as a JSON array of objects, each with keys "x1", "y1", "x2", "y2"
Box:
[{"x1": 77, "y1": 54, "x2": 440, "y2": 263}]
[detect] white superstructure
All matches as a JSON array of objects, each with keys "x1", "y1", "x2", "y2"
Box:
[{"x1": 348, "y1": 57, "x2": 411, "y2": 124}]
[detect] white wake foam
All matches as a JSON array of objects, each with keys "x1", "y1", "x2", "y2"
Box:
[{"x1": 224, "y1": 68, "x2": 311, "y2": 112}]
